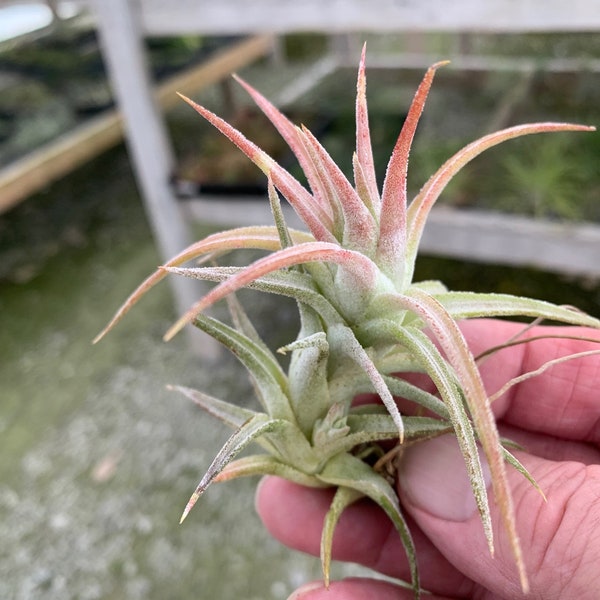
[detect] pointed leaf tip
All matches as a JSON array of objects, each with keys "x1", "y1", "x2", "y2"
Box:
[
  {"x1": 378, "y1": 58, "x2": 448, "y2": 284},
  {"x1": 355, "y1": 39, "x2": 380, "y2": 212},
  {"x1": 179, "y1": 491, "x2": 201, "y2": 524}
]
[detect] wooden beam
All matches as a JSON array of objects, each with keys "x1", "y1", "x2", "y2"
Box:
[
  {"x1": 183, "y1": 198, "x2": 600, "y2": 278},
  {"x1": 421, "y1": 207, "x2": 600, "y2": 277},
  {"x1": 0, "y1": 34, "x2": 273, "y2": 214},
  {"x1": 136, "y1": 0, "x2": 600, "y2": 35},
  {"x1": 0, "y1": 113, "x2": 122, "y2": 214}
]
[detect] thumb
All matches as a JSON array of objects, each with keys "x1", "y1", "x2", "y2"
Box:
[{"x1": 398, "y1": 434, "x2": 600, "y2": 599}]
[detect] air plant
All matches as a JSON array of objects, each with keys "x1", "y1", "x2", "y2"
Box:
[{"x1": 95, "y1": 47, "x2": 599, "y2": 597}]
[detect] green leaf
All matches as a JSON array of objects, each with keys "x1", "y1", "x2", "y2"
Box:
[
  {"x1": 501, "y1": 447, "x2": 546, "y2": 501},
  {"x1": 378, "y1": 61, "x2": 447, "y2": 286},
  {"x1": 318, "y1": 414, "x2": 451, "y2": 459},
  {"x1": 214, "y1": 454, "x2": 325, "y2": 488},
  {"x1": 348, "y1": 414, "x2": 450, "y2": 440},
  {"x1": 226, "y1": 293, "x2": 272, "y2": 356},
  {"x1": 312, "y1": 402, "x2": 350, "y2": 447},
  {"x1": 376, "y1": 288, "x2": 527, "y2": 587},
  {"x1": 178, "y1": 92, "x2": 337, "y2": 243},
  {"x1": 164, "y1": 264, "x2": 345, "y2": 327},
  {"x1": 233, "y1": 74, "x2": 342, "y2": 229},
  {"x1": 261, "y1": 418, "x2": 322, "y2": 474},
  {"x1": 192, "y1": 313, "x2": 295, "y2": 422},
  {"x1": 435, "y1": 291, "x2": 600, "y2": 328},
  {"x1": 282, "y1": 332, "x2": 333, "y2": 437},
  {"x1": 267, "y1": 177, "x2": 295, "y2": 250},
  {"x1": 404, "y1": 122, "x2": 594, "y2": 286},
  {"x1": 354, "y1": 44, "x2": 380, "y2": 213},
  {"x1": 168, "y1": 384, "x2": 282, "y2": 456},
  {"x1": 383, "y1": 375, "x2": 449, "y2": 419},
  {"x1": 325, "y1": 355, "x2": 449, "y2": 420},
  {"x1": 411, "y1": 279, "x2": 448, "y2": 295},
  {"x1": 93, "y1": 225, "x2": 312, "y2": 343},
  {"x1": 167, "y1": 384, "x2": 256, "y2": 428},
  {"x1": 318, "y1": 453, "x2": 420, "y2": 598},
  {"x1": 299, "y1": 124, "x2": 378, "y2": 255},
  {"x1": 358, "y1": 319, "x2": 494, "y2": 556},
  {"x1": 321, "y1": 486, "x2": 364, "y2": 585},
  {"x1": 180, "y1": 414, "x2": 287, "y2": 523},
  {"x1": 180, "y1": 413, "x2": 319, "y2": 523},
  {"x1": 328, "y1": 324, "x2": 405, "y2": 441}
]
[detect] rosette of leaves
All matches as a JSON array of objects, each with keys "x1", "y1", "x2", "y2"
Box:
[{"x1": 95, "y1": 47, "x2": 599, "y2": 597}]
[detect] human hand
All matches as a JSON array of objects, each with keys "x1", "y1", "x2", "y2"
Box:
[{"x1": 256, "y1": 319, "x2": 600, "y2": 599}]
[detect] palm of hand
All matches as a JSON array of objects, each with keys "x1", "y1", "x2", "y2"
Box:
[{"x1": 257, "y1": 320, "x2": 600, "y2": 600}]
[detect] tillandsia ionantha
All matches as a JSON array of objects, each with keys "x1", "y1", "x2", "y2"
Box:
[{"x1": 94, "y1": 46, "x2": 600, "y2": 597}]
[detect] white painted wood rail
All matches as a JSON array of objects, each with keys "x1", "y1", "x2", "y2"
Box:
[{"x1": 133, "y1": 0, "x2": 600, "y2": 35}]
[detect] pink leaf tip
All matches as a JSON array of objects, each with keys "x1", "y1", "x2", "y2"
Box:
[{"x1": 179, "y1": 491, "x2": 201, "y2": 524}]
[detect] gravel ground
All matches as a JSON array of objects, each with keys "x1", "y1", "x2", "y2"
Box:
[{"x1": 0, "y1": 143, "x2": 373, "y2": 599}]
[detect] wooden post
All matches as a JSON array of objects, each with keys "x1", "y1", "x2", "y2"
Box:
[{"x1": 91, "y1": 0, "x2": 216, "y2": 357}]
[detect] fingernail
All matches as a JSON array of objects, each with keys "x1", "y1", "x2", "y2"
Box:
[
  {"x1": 399, "y1": 434, "x2": 491, "y2": 521},
  {"x1": 287, "y1": 581, "x2": 324, "y2": 600}
]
